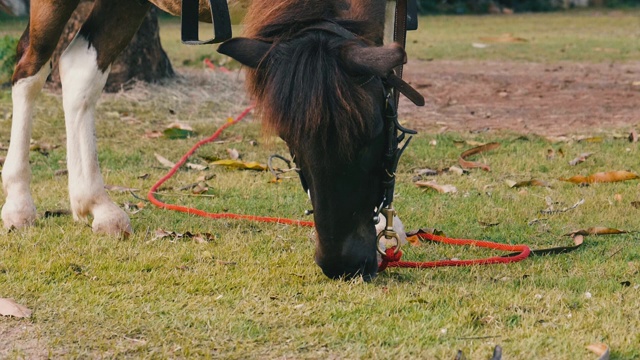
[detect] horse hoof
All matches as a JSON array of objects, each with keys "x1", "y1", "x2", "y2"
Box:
[
  {"x1": 91, "y1": 203, "x2": 132, "y2": 238},
  {"x1": 1, "y1": 200, "x2": 37, "y2": 230}
]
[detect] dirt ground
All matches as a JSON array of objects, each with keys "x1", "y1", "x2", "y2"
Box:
[
  {"x1": 0, "y1": 323, "x2": 48, "y2": 359},
  {"x1": 399, "y1": 60, "x2": 640, "y2": 136}
]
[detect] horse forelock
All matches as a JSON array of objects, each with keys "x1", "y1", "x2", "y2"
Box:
[{"x1": 249, "y1": 33, "x2": 374, "y2": 160}]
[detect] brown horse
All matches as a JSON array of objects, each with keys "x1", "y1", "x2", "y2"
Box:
[
  {"x1": 3, "y1": 0, "x2": 407, "y2": 280},
  {"x1": 2, "y1": 1, "x2": 247, "y2": 236}
]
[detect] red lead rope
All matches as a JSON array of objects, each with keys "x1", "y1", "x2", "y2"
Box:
[
  {"x1": 378, "y1": 233, "x2": 530, "y2": 272},
  {"x1": 147, "y1": 106, "x2": 531, "y2": 272}
]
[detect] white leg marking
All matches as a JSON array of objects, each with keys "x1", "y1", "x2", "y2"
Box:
[
  {"x1": 1, "y1": 65, "x2": 50, "y2": 230},
  {"x1": 59, "y1": 35, "x2": 132, "y2": 237}
]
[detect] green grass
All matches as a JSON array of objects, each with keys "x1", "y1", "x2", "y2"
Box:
[
  {"x1": 407, "y1": 10, "x2": 640, "y2": 62},
  {"x1": 1, "y1": 10, "x2": 640, "y2": 359},
  {"x1": 1, "y1": 77, "x2": 639, "y2": 359}
]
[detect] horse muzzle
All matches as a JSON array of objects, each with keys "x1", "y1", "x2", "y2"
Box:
[{"x1": 314, "y1": 231, "x2": 379, "y2": 281}]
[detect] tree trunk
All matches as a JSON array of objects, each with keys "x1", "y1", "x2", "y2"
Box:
[{"x1": 50, "y1": 1, "x2": 174, "y2": 92}]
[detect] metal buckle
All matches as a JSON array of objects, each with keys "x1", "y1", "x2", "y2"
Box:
[{"x1": 376, "y1": 206, "x2": 401, "y2": 255}]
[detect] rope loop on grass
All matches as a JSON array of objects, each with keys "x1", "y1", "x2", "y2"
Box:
[{"x1": 148, "y1": 105, "x2": 532, "y2": 274}]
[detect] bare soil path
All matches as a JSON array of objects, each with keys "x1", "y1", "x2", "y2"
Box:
[{"x1": 400, "y1": 60, "x2": 640, "y2": 136}]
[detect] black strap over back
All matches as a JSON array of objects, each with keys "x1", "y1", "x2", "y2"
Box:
[{"x1": 181, "y1": 0, "x2": 232, "y2": 45}]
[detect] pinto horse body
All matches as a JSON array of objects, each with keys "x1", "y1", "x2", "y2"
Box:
[{"x1": 3, "y1": 0, "x2": 408, "y2": 280}]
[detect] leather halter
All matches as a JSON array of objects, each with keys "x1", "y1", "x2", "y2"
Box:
[{"x1": 289, "y1": 21, "x2": 424, "y2": 253}]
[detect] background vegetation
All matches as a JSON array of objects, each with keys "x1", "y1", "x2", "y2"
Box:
[{"x1": 417, "y1": 0, "x2": 640, "y2": 14}]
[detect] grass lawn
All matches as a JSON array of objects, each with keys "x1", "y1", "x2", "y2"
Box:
[{"x1": 1, "y1": 10, "x2": 639, "y2": 359}]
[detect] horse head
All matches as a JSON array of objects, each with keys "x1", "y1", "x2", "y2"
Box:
[{"x1": 219, "y1": 1, "x2": 405, "y2": 280}]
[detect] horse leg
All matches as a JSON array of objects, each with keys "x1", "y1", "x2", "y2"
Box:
[
  {"x1": 59, "y1": 0, "x2": 150, "y2": 237},
  {"x1": 2, "y1": 0, "x2": 80, "y2": 230}
]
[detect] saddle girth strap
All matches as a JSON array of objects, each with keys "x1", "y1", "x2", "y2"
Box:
[{"x1": 181, "y1": 0, "x2": 232, "y2": 45}]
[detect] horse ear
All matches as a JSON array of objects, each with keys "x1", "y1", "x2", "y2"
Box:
[
  {"x1": 341, "y1": 43, "x2": 407, "y2": 77},
  {"x1": 218, "y1": 38, "x2": 272, "y2": 68}
]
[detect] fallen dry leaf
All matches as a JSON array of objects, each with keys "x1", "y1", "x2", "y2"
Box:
[
  {"x1": 448, "y1": 166, "x2": 468, "y2": 176},
  {"x1": 406, "y1": 235, "x2": 421, "y2": 246},
  {"x1": 540, "y1": 198, "x2": 585, "y2": 215},
  {"x1": 194, "y1": 233, "x2": 215, "y2": 244},
  {"x1": 227, "y1": 148, "x2": 240, "y2": 160},
  {"x1": 406, "y1": 228, "x2": 446, "y2": 246},
  {"x1": 105, "y1": 184, "x2": 139, "y2": 193},
  {"x1": 177, "y1": 176, "x2": 214, "y2": 191},
  {"x1": 629, "y1": 130, "x2": 638, "y2": 143},
  {"x1": 631, "y1": 201, "x2": 640, "y2": 209},
  {"x1": 577, "y1": 136, "x2": 604, "y2": 143},
  {"x1": 211, "y1": 159, "x2": 267, "y2": 171},
  {"x1": 560, "y1": 171, "x2": 639, "y2": 184},
  {"x1": 506, "y1": 179, "x2": 551, "y2": 188},
  {"x1": 415, "y1": 181, "x2": 457, "y2": 194},
  {"x1": 0, "y1": 298, "x2": 32, "y2": 318},
  {"x1": 569, "y1": 152, "x2": 593, "y2": 166},
  {"x1": 165, "y1": 122, "x2": 193, "y2": 131},
  {"x1": 43, "y1": 209, "x2": 72, "y2": 218},
  {"x1": 29, "y1": 142, "x2": 59, "y2": 155},
  {"x1": 546, "y1": 149, "x2": 556, "y2": 160},
  {"x1": 186, "y1": 163, "x2": 208, "y2": 171},
  {"x1": 573, "y1": 234, "x2": 584, "y2": 246},
  {"x1": 565, "y1": 227, "x2": 628, "y2": 237},
  {"x1": 155, "y1": 153, "x2": 176, "y2": 168},
  {"x1": 123, "y1": 202, "x2": 145, "y2": 215},
  {"x1": 191, "y1": 182, "x2": 209, "y2": 195},
  {"x1": 546, "y1": 136, "x2": 572, "y2": 143},
  {"x1": 152, "y1": 229, "x2": 215, "y2": 243},
  {"x1": 143, "y1": 130, "x2": 163, "y2": 139},
  {"x1": 586, "y1": 343, "x2": 610, "y2": 360},
  {"x1": 414, "y1": 168, "x2": 439, "y2": 177},
  {"x1": 163, "y1": 122, "x2": 196, "y2": 139},
  {"x1": 459, "y1": 142, "x2": 500, "y2": 171},
  {"x1": 163, "y1": 128, "x2": 195, "y2": 140},
  {"x1": 479, "y1": 33, "x2": 528, "y2": 43},
  {"x1": 197, "y1": 174, "x2": 215, "y2": 182}
]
